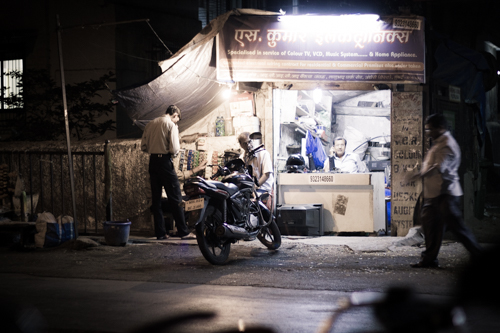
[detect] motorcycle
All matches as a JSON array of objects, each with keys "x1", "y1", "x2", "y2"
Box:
[{"x1": 183, "y1": 158, "x2": 281, "y2": 265}]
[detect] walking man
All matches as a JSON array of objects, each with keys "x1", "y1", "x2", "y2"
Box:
[
  {"x1": 141, "y1": 105, "x2": 196, "y2": 240},
  {"x1": 407, "y1": 113, "x2": 482, "y2": 268}
]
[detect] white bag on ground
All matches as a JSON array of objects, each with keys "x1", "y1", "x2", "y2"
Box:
[{"x1": 35, "y1": 212, "x2": 57, "y2": 248}]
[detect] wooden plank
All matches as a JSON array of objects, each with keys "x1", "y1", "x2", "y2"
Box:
[{"x1": 391, "y1": 92, "x2": 423, "y2": 236}]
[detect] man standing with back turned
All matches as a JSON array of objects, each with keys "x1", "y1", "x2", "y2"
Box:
[
  {"x1": 141, "y1": 105, "x2": 196, "y2": 240},
  {"x1": 407, "y1": 113, "x2": 482, "y2": 268}
]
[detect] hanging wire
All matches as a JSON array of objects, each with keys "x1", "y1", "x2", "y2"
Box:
[
  {"x1": 85, "y1": 40, "x2": 160, "y2": 62},
  {"x1": 146, "y1": 20, "x2": 173, "y2": 57},
  {"x1": 61, "y1": 18, "x2": 173, "y2": 64},
  {"x1": 60, "y1": 18, "x2": 226, "y2": 89}
]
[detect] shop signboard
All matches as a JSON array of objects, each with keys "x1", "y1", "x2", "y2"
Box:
[
  {"x1": 217, "y1": 15, "x2": 425, "y2": 83},
  {"x1": 230, "y1": 92, "x2": 254, "y2": 117}
]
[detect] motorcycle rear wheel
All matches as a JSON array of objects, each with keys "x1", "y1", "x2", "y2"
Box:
[
  {"x1": 195, "y1": 210, "x2": 231, "y2": 265},
  {"x1": 257, "y1": 220, "x2": 281, "y2": 250}
]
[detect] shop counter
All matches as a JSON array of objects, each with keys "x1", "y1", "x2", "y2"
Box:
[{"x1": 277, "y1": 172, "x2": 385, "y2": 233}]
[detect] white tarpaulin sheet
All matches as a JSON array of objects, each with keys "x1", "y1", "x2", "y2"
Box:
[{"x1": 113, "y1": 9, "x2": 277, "y2": 133}]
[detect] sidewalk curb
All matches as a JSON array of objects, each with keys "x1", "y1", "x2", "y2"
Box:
[{"x1": 77, "y1": 232, "x2": 420, "y2": 253}]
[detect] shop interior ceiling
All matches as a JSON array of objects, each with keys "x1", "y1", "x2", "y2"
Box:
[
  {"x1": 327, "y1": 90, "x2": 374, "y2": 104},
  {"x1": 323, "y1": 90, "x2": 391, "y2": 117},
  {"x1": 112, "y1": 9, "x2": 278, "y2": 134}
]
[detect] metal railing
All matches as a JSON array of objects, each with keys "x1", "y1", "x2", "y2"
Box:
[{"x1": 0, "y1": 147, "x2": 107, "y2": 235}]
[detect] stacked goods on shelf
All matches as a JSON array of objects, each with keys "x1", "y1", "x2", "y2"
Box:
[
  {"x1": 176, "y1": 148, "x2": 226, "y2": 180},
  {"x1": 211, "y1": 151, "x2": 219, "y2": 175},
  {"x1": 198, "y1": 152, "x2": 207, "y2": 178},
  {"x1": 186, "y1": 150, "x2": 194, "y2": 170},
  {"x1": 215, "y1": 116, "x2": 225, "y2": 136},
  {"x1": 178, "y1": 150, "x2": 185, "y2": 173}
]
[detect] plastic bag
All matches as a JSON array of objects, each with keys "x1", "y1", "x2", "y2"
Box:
[
  {"x1": 35, "y1": 212, "x2": 58, "y2": 248},
  {"x1": 58, "y1": 215, "x2": 75, "y2": 243},
  {"x1": 35, "y1": 212, "x2": 75, "y2": 248},
  {"x1": 306, "y1": 131, "x2": 327, "y2": 169}
]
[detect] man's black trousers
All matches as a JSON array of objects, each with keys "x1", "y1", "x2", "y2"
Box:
[
  {"x1": 420, "y1": 194, "x2": 482, "y2": 265},
  {"x1": 149, "y1": 154, "x2": 189, "y2": 237}
]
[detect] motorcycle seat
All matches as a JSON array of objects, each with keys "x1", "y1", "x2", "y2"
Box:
[
  {"x1": 206, "y1": 180, "x2": 239, "y2": 196},
  {"x1": 215, "y1": 182, "x2": 239, "y2": 196}
]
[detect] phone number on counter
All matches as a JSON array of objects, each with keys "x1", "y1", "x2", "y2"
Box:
[{"x1": 309, "y1": 175, "x2": 335, "y2": 183}]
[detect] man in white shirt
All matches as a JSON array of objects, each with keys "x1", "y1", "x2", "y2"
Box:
[
  {"x1": 141, "y1": 105, "x2": 195, "y2": 240},
  {"x1": 323, "y1": 137, "x2": 368, "y2": 173},
  {"x1": 238, "y1": 132, "x2": 274, "y2": 194},
  {"x1": 406, "y1": 113, "x2": 482, "y2": 268}
]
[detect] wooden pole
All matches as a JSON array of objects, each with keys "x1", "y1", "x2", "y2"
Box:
[
  {"x1": 104, "y1": 140, "x2": 113, "y2": 221},
  {"x1": 56, "y1": 14, "x2": 79, "y2": 239}
]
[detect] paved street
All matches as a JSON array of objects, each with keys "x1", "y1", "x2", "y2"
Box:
[
  {"x1": 0, "y1": 273, "x2": 383, "y2": 333},
  {"x1": 0, "y1": 234, "x2": 499, "y2": 332}
]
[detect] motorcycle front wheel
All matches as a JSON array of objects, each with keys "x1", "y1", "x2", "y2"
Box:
[
  {"x1": 257, "y1": 220, "x2": 281, "y2": 250},
  {"x1": 195, "y1": 209, "x2": 231, "y2": 265}
]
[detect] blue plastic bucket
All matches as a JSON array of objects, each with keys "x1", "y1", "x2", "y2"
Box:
[{"x1": 103, "y1": 220, "x2": 131, "y2": 246}]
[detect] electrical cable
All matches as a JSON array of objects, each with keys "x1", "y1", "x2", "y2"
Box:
[
  {"x1": 352, "y1": 135, "x2": 391, "y2": 152},
  {"x1": 62, "y1": 17, "x2": 229, "y2": 89},
  {"x1": 179, "y1": 62, "x2": 232, "y2": 85}
]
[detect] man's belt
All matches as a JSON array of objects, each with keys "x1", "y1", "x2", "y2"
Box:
[{"x1": 151, "y1": 153, "x2": 172, "y2": 158}]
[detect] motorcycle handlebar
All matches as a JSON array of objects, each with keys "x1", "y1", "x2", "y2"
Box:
[{"x1": 210, "y1": 166, "x2": 230, "y2": 180}]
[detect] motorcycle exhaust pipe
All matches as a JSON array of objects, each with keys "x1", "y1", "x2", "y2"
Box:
[{"x1": 216, "y1": 223, "x2": 250, "y2": 239}]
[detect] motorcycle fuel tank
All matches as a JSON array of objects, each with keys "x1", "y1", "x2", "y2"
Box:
[{"x1": 225, "y1": 173, "x2": 255, "y2": 190}]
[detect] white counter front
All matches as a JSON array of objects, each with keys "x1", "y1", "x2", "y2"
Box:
[{"x1": 277, "y1": 173, "x2": 385, "y2": 233}]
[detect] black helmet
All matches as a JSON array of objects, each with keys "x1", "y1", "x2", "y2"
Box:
[{"x1": 286, "y1": 154, "x2": 306, "y2": 173}]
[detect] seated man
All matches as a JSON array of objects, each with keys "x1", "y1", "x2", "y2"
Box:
[
  {"x1": 238, "y1": 131, "x2": 274, "y2": 194},
  {"x1": 323, "y1": 137, "x2": 368, "y2": 173}
]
